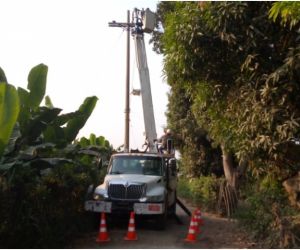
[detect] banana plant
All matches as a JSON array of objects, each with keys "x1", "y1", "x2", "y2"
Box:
[
  {"x1": 8, "y1": 64, "x2": 99, "y2": 149},
  {"x1": 0, "y1": 65, "x2": 111, "y2": 248},
  {"x1": 0, "y1": 68, "x2": 20, "y2": 157},
  {"x1": 77, "y1": 133, "x2": 113, "y2": 165},
  {"x1": 1, "y1": 64, "x2": 99, "y2": 172}
]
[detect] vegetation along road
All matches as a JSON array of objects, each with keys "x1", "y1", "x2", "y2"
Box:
[{"x1": 1, "y1": 2, "x2": 300, "y2": 249}]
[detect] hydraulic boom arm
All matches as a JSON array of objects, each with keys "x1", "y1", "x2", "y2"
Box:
[{"x1": 133, "y1": 9, "x2": 157, "y2": 152}]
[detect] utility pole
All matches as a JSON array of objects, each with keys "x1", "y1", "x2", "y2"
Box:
[{"x1": 109, "y1": 11, "x2": 134, "y2": 152}]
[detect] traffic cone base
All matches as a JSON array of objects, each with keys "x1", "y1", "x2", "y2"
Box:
[
  {"x1": 184, "y1": 230, "x2": 197, "y2": 242},
  {"x1": 124, "y1": 234, "x2": 138, "y2": 241}
]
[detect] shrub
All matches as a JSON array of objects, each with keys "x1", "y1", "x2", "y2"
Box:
[
  {"x1": 177, "y1": 175, "x2": 222, "y2": 211},
  {"x1": 0, "y1": 160, "x2": 104, "y2": 248},
  {"x1": 234, "y1": 176, "x2": 298, "y2": 248}
]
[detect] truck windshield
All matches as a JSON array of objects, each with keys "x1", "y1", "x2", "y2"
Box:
[{"x1": 109, "y1": 156, "x2": 163, "y2": 176}]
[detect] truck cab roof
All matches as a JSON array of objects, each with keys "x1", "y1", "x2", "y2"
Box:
[{"x1": 112, "y1": 151, "x2": 175, "y2": 159}]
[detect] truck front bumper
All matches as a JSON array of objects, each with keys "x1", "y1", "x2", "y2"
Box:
[{"x1": 84, "y1": 200, "x2": 164, "y2": 214}]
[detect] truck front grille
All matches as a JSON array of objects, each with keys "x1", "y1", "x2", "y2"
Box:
[{"x1": 108, "y1": 183, "x2": 145, "y2": 200}]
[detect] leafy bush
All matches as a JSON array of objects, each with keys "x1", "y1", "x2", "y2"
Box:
[
  {"x1": 0, "y1": 161, "x2": 103, "y2": 248},
  {"x1": 178, "y1": 175, "x2": 222, "y2": 211},
  {"x1": 234, "y1": 176, "x2": 298, "y2": 248}
]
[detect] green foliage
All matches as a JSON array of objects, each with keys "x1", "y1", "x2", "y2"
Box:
[
  {"x1": 177, "y1": 175, "x2": 221, "y2": 211},
  {"x1": 0, "y1": 82, "x2": 19, "y2": 157},
  {"x1": 0, "y1": 65, "x2": 111, "y2": 248},
  {"x1": 0, "y1": 67, "x2": 7, "y2": 83},
  {"x1": 78, "y1": 133, "x2": 111, "y2": 149},
  {"x1": 154, "y1": 1, "x2": 300, "y2": 179},
  {"x1": 166, "y1": 79, "x2": 222, "y2": 176},
  {"x1": 269, "y1": 2, "x2": 300, "y2": 29},
  {"x1": 76, "y1": 133, "x2": 113, "y2": 167},
  {"x1": 234, "y1": 176, "x2": 298, "y2": 247},
  {"x1": 0, "y1": 161, "x2": 101, "y2": 248},
  {"x1": 45, "y1": 95, "x2": 54, "y2": 108},
  {"x1": 153, "y1": 3, "x2": 300, "y2": 245},
  {"x1": 12, "y1": 64, "x2": 98, "y2": 148},
  {"x1": 27, "y1": 64, "x2": 48, "y2": 109},
  {"x1": 64, "y1": 96, "x2": 98, "y2": 142}
]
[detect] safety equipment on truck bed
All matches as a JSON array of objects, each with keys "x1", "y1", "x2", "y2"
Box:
[
  {"x1": 96, "y1": 212, "x2": 110, "y2": 242},
  {"x1": 124, "y1": 211, "x2": 138, "y2": 241}
]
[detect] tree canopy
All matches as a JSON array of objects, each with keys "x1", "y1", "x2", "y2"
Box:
[{"x1": 152, "y1": 1, "x2": 300, "y2": 179}]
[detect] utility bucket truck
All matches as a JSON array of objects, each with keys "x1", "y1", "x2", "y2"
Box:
[{"x1": 84, "y1": 8, "x2": 178, "y2": 229}]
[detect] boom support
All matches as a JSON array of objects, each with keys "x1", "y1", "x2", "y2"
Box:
[
  {"x1": 133, "y1": 33, "x2": 157, "y2": 152},
  {"x1": 109, "y1": 8, "x2": 158, "y2": 152}
]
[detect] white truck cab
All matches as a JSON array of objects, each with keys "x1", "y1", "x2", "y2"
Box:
[{"x1": 85, "y1": 152, "x2": 177, "y2": 228}]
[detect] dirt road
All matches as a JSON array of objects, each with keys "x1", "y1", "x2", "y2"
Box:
[{"x1": 70, "y1": 200, "x2": 255, "y2": 248}]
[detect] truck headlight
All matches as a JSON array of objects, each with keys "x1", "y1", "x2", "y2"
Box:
[
  {"x1": 146, "y1": 194, "x2": 165, "y2": 202},
  {"x1": 93, "y1": 194, "x2": 101, "y2": 200},
  {"x1": 93, "y1": 193, "x2": 107, "y2": 200}
]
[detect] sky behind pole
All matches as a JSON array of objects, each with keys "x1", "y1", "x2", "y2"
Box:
[{"x1": 0, "y1": 0, "x2": 169, "y2": 149}]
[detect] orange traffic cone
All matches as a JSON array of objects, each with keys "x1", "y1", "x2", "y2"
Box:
[
  {"x1": 196, "y1": 208, "x2": 204, "y2": 226},
  {"x1": 124, "y1": 211, "x2": 138, "y2": 241},
  {"x1": 193, "y1": 211, "x2": 200, "y2": 234},
  {"x1": 184, "y1": 214, "x2": 198, "y2": 243},
  {"x1": 96, "y1": 212, "x2": 110, "y2": 243}
]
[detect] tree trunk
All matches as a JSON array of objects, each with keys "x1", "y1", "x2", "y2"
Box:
[{"x1": 221, "y1": 144, "x2": 237, "y2": 189}]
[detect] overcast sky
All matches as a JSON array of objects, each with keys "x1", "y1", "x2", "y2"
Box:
[{"x1": 0, "y1": 0, "x2": 170, "y2": 149}]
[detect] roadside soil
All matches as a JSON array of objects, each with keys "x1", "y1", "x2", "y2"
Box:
[{"x1": 70, "y1": 198, "x2": 257, "y2": 248}]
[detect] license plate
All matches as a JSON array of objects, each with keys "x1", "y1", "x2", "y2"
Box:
[
  {"x1": 148, "y1": 204, "x2": 161, "y2": 212},
  {"x1": 134, "y1": 203, "x2": 163, "y2": 214},
  {"x1": 84, "y1": 200, "x2": 112, "y2": 213}
]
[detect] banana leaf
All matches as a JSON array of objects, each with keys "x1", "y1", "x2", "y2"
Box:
[
  {"x1": 43, "y1": 125, "x2": 66, "y2": 146},
  {"x1": 23, "y1": 107, "x2": 61, "y2": 144},
  {"x1": 79, "y1": 137, "x2": 90, "y2": 147},
  {"x1": 3, "y1": 122, "x2": 21, "y2": 155},
  {"x1": 28, "y1": 157, "x2": 76, "y2": 169},
  {"x1": 0, "y1": 82, "x2": 20, "y2": 157},
  {"x1": 0, "y1": 67, "x2": 7, "y2": 83},
  {"x1": 89, "y1": 133, "x2": 96, "y2": 145},
  {"x1": 64, "y1": 96, "x2": 98, "y2": 143},
  {"x1": 96, "y1": 136, "x2": 105, "y2": 146},
  {"x1": 45, "y1": 95, "x2": 54, "y2": 108},
  {"x1": 27, "y1": 64, "x2": 48, "y2": 109},
  {"x1": 54, "y1": 111, "x2": 81, "y2": 126}
]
